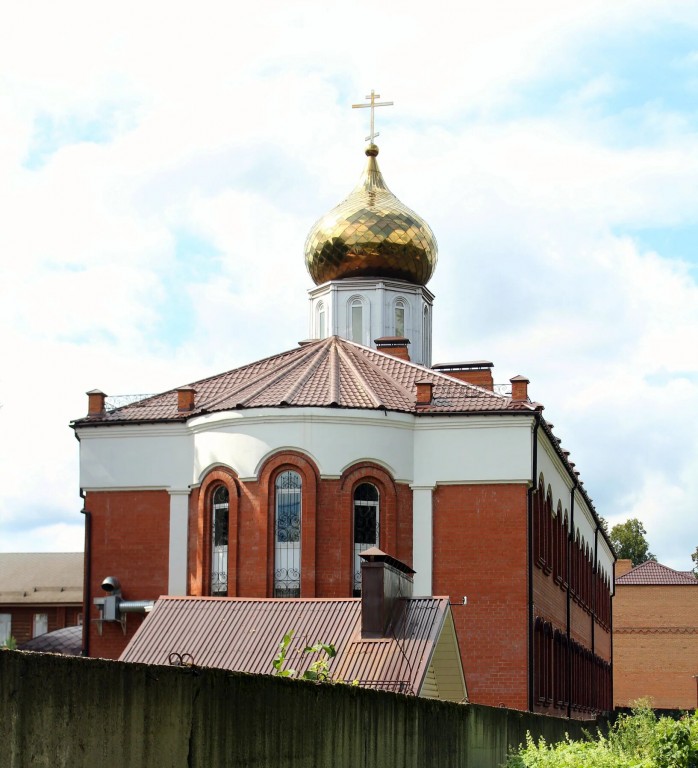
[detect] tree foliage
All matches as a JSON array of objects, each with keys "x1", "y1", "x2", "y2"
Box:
[
  {"x1": 610, "y1": 518, "x2": 656, "y2": 566},
  {"x1": 692, "y1": 545, "x2": 698, "y2": 577},
  {"x1": 506, "y1": 703, "x2": 698, "y2": 768}
]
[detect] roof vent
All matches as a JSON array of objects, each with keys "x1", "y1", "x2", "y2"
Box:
[
  {"x1": 510, "y1": 375, "x2": 530, "y2": 402},
  {"x1": 432, "y1": 361, "x2": 494, "y2": 391},
  {"x1": 176, "y1": 387, "x2": 196, "y2": 412},
  {"x1": 415, "y1": 380, "x2": 433, "y2": 406},
  {"x1": 86, "y1": 389, "x2": 106, "y2": 416},
  {"x1": 359, "y1": 548, "x2": 414, "y2": 639},
  {"x1": 375, "y1": 337, "x2": 410, "y2": 361}
]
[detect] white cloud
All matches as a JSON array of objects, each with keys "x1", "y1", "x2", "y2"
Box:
[{"x1": 2, "y1": 0, "x2": 698, "y2": 573}]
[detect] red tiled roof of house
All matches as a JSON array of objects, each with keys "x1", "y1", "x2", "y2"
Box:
[
  {"x1": 120, "y1": 595, "x2": 452, "y2": 696},
  {"x1": 72, "y1": 336, "x2": 538, "y2": 426},
  {"x1": 615, "y1": 560, "x2": 698, "y2": 585}
]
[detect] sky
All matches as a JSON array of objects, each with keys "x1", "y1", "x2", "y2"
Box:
[{"x1": 1, "y1": 0, "x2": 697, "y2": 571}]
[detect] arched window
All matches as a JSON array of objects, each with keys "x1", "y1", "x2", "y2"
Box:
[
  {"x1": 534, "y1": 479, "x2": 545, "y2": 568},
  {"x1": 422, "y1": 306, "x2": 430, "y2": 363},
  {"x1": 560, "y1": 512, "x2": 570, "y2": 589},
  {"x1": 534, "y1": 617, "x2": 544, "y2": 704},
  {"x1": 350, "y1": 299, "x2": 363, "y2": 343},
  {"x1": 353, "y1": 483, "x2": 379, "y2": 595},
  {"x1": 394, "y1": 300, "x2": 406, "y2": 337},
  {"x1": 317, "y1": 302, "x2": 326, "y2": 339},
  {"x1": 274, "y1": 470, "x2": 302, "y2": 597},
  {"x1": 211, "y1": 485, "x2": 229, "y2": 596}
]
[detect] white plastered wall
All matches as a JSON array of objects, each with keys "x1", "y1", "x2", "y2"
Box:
[
  {"x1": 536, "y1": 430, "x2": 614, "y2": 577},
  {"x1": 78, "y1": 409, "x2": 538, "y2": 597},
  {"x1": 308, "y1": 278, "x2": 434, "y2": 365}
]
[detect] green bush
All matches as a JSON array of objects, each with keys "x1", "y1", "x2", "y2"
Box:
[{"x1": 505, "y1": 704, "x2": 698, "y2": 768}]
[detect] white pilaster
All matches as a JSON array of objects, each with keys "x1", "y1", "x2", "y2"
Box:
[
  {"x1": 411, "y1": 485, "x2": 434, "y2": 595},
  {"x1": 168, "y1": 490, "x2": 190, "y2": 595}
]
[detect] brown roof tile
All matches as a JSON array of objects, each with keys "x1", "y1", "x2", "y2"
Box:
[
  {"x1": 120, "y1": 595, "x2": 451, "y2": 695},
  {"x1": 73, "y1": 337, "x2": 533, "y2": 427},
  {"x1": 615, "y1": 560, "x2": 698, "y2": 585}
]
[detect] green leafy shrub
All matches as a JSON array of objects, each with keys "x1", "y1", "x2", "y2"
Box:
[
  {"x1": 506, "y1": 704, "x2": 698, "y2": 768},
  {"x1": 271, "y1": 631, "x2": 339, "y2": 682}
]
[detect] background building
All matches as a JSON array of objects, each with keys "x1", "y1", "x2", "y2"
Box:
[
  {"x1": 613, "y1": 558, "x2": 698, "y2": 710},
  {"x1": 72, "y1": 136, "x2": 614, "y2": 716},
  {"x1": 0, "y1": 552, "x2": 83, "y2": 646}
]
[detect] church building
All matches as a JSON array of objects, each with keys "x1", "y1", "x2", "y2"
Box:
[{"x1": 72, "y1": 95, "x2": 614, "y2": 717}]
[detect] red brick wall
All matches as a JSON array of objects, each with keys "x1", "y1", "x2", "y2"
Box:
[
  {"x1": 432, "y1": 483, "x2": 529, "y2": 710},
  {"x1": 614, "y1": 583, "x2": 698, "y2": 709},
  {"x1": 2, "y1": 605, "x2": 82, "y2": 646},
  {"x1": 86, "y1": 490, "x2": 170, "y2": 659},
  {"x1": 191, "y1": 458, "x2": 412, "y2": 600}
]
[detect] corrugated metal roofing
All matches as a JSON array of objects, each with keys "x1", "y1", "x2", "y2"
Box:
[
  {"x1": 0, "y1": 553, "x2": 83, "y2": 605},
  {"x1": 73, "y1": 336, "x2": 535, "y2": 427},
  {"x1": 120, "y1": 595, "x2": 451, "y2": 695},
  {"x1": 616, "y1": 560, "x2": 698, "y2": 585}
]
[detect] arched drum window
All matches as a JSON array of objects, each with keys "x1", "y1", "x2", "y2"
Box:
[
  {"x1": 394, "y1": 300, "x2": 405, "y2": 337},
  {"x1": 274, "y1": 470, "x2": 302, "y2": 597},
  {"x1": 350, "y1": 299, "x2": 363, "y2": 344},
  {"x1": 211, "y1": 485, "x2": 229, "y2": 596},
  {"x1": 353, "y1": 483, "x2": 379, "y2": 595},
  {"x1": 317, "y1": 302, "x2": 326, "y2": 339}
]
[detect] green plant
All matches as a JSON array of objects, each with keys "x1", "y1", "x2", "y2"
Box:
[
  {"x1": 1, "y1": 636, "x2": 17, "y2": 650},
  {"x1": 271, "y1": 631, "x2": 338, "y2": 682},
  {"x1": 272, "y1": 631, "x2": 297, "y2": 677},
  {"x1": 301, "y1": 641, "x2": 337, "y2": 682},
  {"x1": 505, "y1": 704, "x2": 698, "y2": 768}
]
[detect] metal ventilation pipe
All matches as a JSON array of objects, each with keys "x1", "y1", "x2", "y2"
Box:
[{"x1": 118, "y1": 600, "x2": 154, "y2": 614}]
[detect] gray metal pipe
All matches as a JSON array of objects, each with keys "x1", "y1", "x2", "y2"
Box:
[{"x1": 118, "y1": 600, "x2": 154, "y2": 614}]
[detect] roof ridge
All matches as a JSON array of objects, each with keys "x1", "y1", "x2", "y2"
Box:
[
  {"x1": 341, "y1": 340, "x2": 416, "y2": 404},
  {"x1": 336, "y1": 342, "x2": 385, "y2": 409},
  {"x1": 203, "y1": 341, "x2": 324, "y2": 411},
  {"x1": 343, "y1": 338, "x2": 511, "y2": 400},
  {"x1": 279, "y1": 339, "x2": 332, "y2": 405}
]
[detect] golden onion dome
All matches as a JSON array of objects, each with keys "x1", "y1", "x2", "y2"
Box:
[{"x1": 304, "y1": 144, "x2": 438, "y2": 286}]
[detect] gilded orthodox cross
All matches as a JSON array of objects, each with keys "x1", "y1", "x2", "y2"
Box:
[{"x1": 352, "y1": 89, "x2": 394, "y2": 143}]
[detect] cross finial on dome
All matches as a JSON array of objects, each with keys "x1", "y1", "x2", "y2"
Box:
[{"x1": 352, "y1": 89, "x2": 393, "y2": 144}]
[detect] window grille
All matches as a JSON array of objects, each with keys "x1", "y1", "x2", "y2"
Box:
[
  {"x1": 211, "y1": 485, "x2": 229, "y2": 596},
  {"x1": 353, "y1": 483, "x2": 379, "y2": 595},
  {"x1": 274, "y1": 471, "x2": 301, "y2": 597}
]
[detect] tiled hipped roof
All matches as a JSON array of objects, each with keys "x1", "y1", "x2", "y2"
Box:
[
  {"x1": 616, "y1": 560, "x2": 698, "y2": 586},
  {"x1": 73, "y1": 336, "x2": 537, "y2": 426}
]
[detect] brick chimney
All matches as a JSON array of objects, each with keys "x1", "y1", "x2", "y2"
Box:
[
  {"x1": 176, "y1": 386, "x2": 196, "y2": 412},
  {"x1": 375, "y1": 337, "x2": 410, "y2": 361},
  {"x1": 615, "y1": 559, "x2": 634, "y2": 579},
  {"x1": 432, "y1": 361, "x2": 494, "y2": 391},
  {"x1": 510, "y1": 375, "x2": 530, "y2": 402},
  {"x1": 415, "y1": 380, "x2": 433, "y2": 406},
  {"x1": 359, "y1": 548, "x2": 414, "y2": 639},
  {"x1": 86, "y1": 389, "x2": 106, "y2": 416}
]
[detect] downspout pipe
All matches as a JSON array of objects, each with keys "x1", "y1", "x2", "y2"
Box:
[
  {"x1": 527, "y1": 412, "x2": 541, "y2": 712},
  {"x1": 610, "y1": 567, "x2": 615, "y2": 712},
  {"x1": 567, "y1": 480, "x2": 576, "y2": 719},
  {"x1": 80, "y1": 489, "x2": 91, "y2": 657}
]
